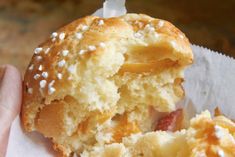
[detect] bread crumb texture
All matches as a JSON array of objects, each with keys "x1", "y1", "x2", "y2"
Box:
[
  {"x1": 82, "y1": 111, "x2": 235, "y2": 157},
  {"x1": 22, "y1": 14, "x2": 195, "y2": 156}
]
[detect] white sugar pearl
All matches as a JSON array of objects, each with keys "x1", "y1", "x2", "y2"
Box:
[
  {"x1": 75, "y1": 32, "x2": 83, "y2": 39},
  {"x1": 40, "y1": 80, "x2": 47, "y2": 88},
  {"x1": 48, "y1": 87, "x2": 55, "y2": 95},
  {"x1": 34, "y1": 47, "x2": 43, "y2": 54},
  {"x1": 34, "y1": 74, "x2": 40, "y2": 80},
  {"x1": 38, "y1": 65, "x2": 43, "y2": 71},
  {"x1": 59, "y1": 32, "x2": 65, "y2": 40},
  {"x1": 52, "y1": 38, "x2": 56, "y2": 42},
  {"x1": 179, "y1": 34, "x2": 184, "y2": 39},
  {"x1": 49, "y1": 80, "x2": 55, "y2": 87},
  {"x1": 58, "y1": 59, "x2": 66, "y2": 67},
  {"x1": 158, "y1": 20, "x2": 164, "y2": 27},
  {"x1": 51, "y1": 32, "x2": 58, "y2": 38},
  {"x1": 145, "y1": 24, "x2": 151, "y2": 28},
  {"x1": 170, "y1": 40, "x2": 177, "y2": 48},
  {"x1": 45, "y1": 48, "x2": 50, "y2": 54},
  {"x1": 98, "y1": 20, "x2": 104, "y2": 26},
  {"x1": 145, "y1": 24, "x2": 155, "y2": 32},
  {"x1": 36, "y1": 56, "x2": 42, "y2": 61},
  {"x1": 27, "y1": 88, "x2": 33, "y2": 94},
  {"x1": 99, "y1": 42, "x2": 106, "y2": 48},
  {"x1": 134, "y1": 32, "x2": 142, "y2": 38},
  {"x1": 81, "y1": 25, "x2": 89, "y2": 31},
  {"x1": 57, "y1": 73, "x2": 62, "y2": 80},
  {"x1": 149, "y1": 27, "x2": 155, "y2": 32},
  {"x1": 218, "y1": 149, "x2": 224, "y2": 157},
  {"x1": 62, "y1": 50, "x2": 69, "y2": 56},
  {"x1": 88, "y1": 45, "x2": 96, "y2": 51},
  {"x1": 68, "y1": 64, "x2": 76, "y2": 73},
  {"x1": 79, "y1": 49, "x2": 86, "y2": 55},
  {"x1": 28, "y1": 64, "x2": 34, "y2": 70},
  {"x1": 42, "y1": 72, "x2": 48, "y2": 78}
]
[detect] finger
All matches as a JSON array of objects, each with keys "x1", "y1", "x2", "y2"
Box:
[{"x1": 0, "y1": 65, "x2": 22, "y2": 156}]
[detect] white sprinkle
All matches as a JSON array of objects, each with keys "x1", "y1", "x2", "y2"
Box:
[
  {"x1": 145, "y1": 24, "x2": 155, "y2": 32},
  {"x1": 68, "y1": 76, "x2": 73, "y2": 80},
  {"x1": 218, "y1": 149, "x2": 224, "y2": 157},
  {"x1": 62, "y1": 50, "x2": 69, "y2": 56},
  {"x1": 134, "y1": 32, "x2": 143, "y2": 38},
  {"x1": 34, "y1": 47, "x2": 43, "y2": 54},
  {"x1": 28, "y1": 64, "x2": 34, "y2": 70},
  {"x1": 79, "y1": 49, "x2": 86, "y2": 55},
  {"x1": 45, "y1": 47, "x2": 50, "y2": 54},
  {"x1": 48, "y1": 87, "x2": 55, "y2": 95},
  {"x1": 51, "y1": 32, "x2": 58, "y2": 38},
  {"x1": 68, "y1": 64, "x2": 76, "y2": 73},
  {"x1": 75, "y1": 32, "x2": 83, "y2": 39},
  {"x1": 214, "y1": 125, "x2": 225, "y2": 139},
  {"x1": 179, "y1": 34, "x2": 184, "y2": 39},
  {"x1": 145, "y1": 24, "x2": 150, "y2": 27},
  {"x1": 170, "y1": 40, "x2": 177, "y2": 48},
  {"x1": 49, "y1": 80, "x2": 55, "y2": 87},
  {"x1": 52, "y1": 38, "x2": 56, "y2": 42},
  {"x1": 36, "y1": 56, "x2": 42, "y2": 61},
  {"x1": 27, "y1": 88, "x2": 33, "y2": 94},
  {"x1": 158, "y1": 20, "x2": 164, "y2": 27},
  {"x1": 99, "y1": 42, "x2": 106, "y2": 48},
  {"x1": 57, "y1": 73, "x2": 62, "y2": 80},
  {"x1": 34, "y1": 74, "x2": 40, "y2": 80},
  {"x1": 58, "y1": 59, "x2": 66, "y2": 67},
  {"x1": 149, "y1": 27, "x2": 155, "y2": 32},
  {"x1": 38, "y1": 65, "x2": 43, "y2": 71},
  {"x1": 59, "y1": 32, "x2": 65, "y2": 40},
  {"x1": 88, "y1": 45, "x2": 96, "y2": 51},
  {"x1": 40, "y1": 80, "x2": 47, "y2": 88},
  {"x1": 81, "y1": 25, "x2": 89, "y2": 31},
  {"x1": 98, "y1": 19, "x2": 104, "y2": 26},
  {"x1": 42, "y1": 72, "x2": 48, "y2": 78}
]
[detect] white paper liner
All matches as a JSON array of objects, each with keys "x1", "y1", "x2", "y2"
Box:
[
  {"x1": 6, "y1": 0, "x2": 235, "y2": 156},
  {"x1": 184, "y1": 45, "x2": 235, "y2": 119},
  {"x1": 93, "y1": 0, "x2": 126, "y2": 18}
]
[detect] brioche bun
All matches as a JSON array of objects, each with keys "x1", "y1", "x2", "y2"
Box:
[{"x1": 22, "y1": 13, "x2": 193, "y2": 156}]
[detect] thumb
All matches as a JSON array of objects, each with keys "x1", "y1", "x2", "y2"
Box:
[{"x1": 0, "y1": 65, "x2": 22, "y2": 156}]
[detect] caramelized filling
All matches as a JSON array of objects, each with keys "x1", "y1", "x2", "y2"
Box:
[
  {"x1": 118, "y1": 59, "x2": 177, "y2": 74},
  {"x1": 77, "y1": 118, "x2": 90, "y2": 134},
  {"x1": 112, "y1": 113, "x2": 141, "y2": 142}
]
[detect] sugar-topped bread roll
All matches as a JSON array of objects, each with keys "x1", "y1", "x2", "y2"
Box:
[{"x1": 22, "y1": 14, "x2": 193, "y2": 156}]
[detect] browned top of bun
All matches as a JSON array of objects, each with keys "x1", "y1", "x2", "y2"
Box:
[{"x1": 22, "y1": 13, "x2": 193, "y2": 156}]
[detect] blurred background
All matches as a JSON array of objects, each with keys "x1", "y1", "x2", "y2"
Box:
[{"x1": 0, "y1": 0, "x2": 235, "y2": 73}]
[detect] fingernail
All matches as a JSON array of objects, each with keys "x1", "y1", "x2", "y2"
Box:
[{"x1": 0, "y1": 65, "x2": 6, "y2": 84}]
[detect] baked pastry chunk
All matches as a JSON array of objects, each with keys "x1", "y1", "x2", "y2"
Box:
[
  {"x1": 22, "y1": 13, "x2": 193, "y2": 156},
  {"x1": 81, "y1": 111, "x2": 235, "y2": 157}
]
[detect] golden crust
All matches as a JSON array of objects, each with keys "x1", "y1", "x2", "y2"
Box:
[{"x1": 21, "y1": 13, "x2": 193, "y2": 156}]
